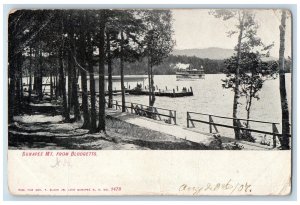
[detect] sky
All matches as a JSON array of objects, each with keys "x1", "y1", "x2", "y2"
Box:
[{"x1": 172, "y1": 9, "x2": 292, "y2": 58}]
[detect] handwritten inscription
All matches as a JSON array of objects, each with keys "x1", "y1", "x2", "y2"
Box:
[
  {"x1": 50, "y1": 157, "x2": 72, "y2": 168},
  {"x1": 179, "y1": 179, "x2": 252, "y2": 195}
]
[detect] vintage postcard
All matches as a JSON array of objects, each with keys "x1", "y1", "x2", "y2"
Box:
[{"x1": 7, "y1": 8, "x2": 292, "y2": 196}]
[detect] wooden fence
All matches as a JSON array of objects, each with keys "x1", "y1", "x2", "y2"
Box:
[
  {"x1": 106, "y1": 99, "x2": 177, "y2": 125},
  {"x1": 187, "y1": 111, "x2": 291, "y2": 148}
]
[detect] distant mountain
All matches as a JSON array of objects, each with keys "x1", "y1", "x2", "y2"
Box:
[
  {"x1": 172, "y1": 47, "x2": 234, "y2": 60},
  {"x1": 172, "y1": 47, "x2": 278, "y2": 61}
]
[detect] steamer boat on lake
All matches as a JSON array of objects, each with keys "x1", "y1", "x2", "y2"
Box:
[{"x1": 175, "y1": 64, "x2": 205, "y2": 81}]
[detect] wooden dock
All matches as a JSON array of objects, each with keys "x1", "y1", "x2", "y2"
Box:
[{"x1": 128, "y1": 86, "x2": 194, "y2": 97}]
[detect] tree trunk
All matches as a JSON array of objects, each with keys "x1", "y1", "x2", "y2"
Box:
[
  {"x1": 150, "y1": 64, "x2": 155, "y2": 107},
  {"x1": 233, "y1": 13, "x2": 245, "y2": 140},
  {"x1": 98, "y1": 14, "x2": 106, "y2": 132},
  {"x1": 87, "y1": 15, "x2": 97, "y2": 133},
  {"x1": 120, "y1": 31, "x2": 126, "y2": 112},
  {"x1": 71, "y1": 74, "x2": 80, "y2": 121},
  {"x1": 37, "y1": 43, "x2": 43, "y2": 100},
  {"x1": 19, "y1": 54, "x2": 24, "y2": 103},
  {"x1": 246, "y1": 96, "x2": 252, "y2": 128},
  {"x1": 147, "y1": 55, "x2": 151, "y2": 106},
  {"x1": 55, "y1": 66, "x2": 59, "y2": 99},
  {"x1": 80, "y1": 59, "x2": 90, "y2": 128},
  {"x1": 278, "y1": 10, "x2": 290, "y2": 149},
  {"x1": 50, "y1": 72, "x2": 53, "y2": 100},
  {"x1": 19, "y1": 53, "x2": 24, "y2": 105},
  {"x1": 59, "y1": 16, "x2": 70, "y2": 122},
  {"x1": 67, "y1": 57, "x2": 72, "y2": 113},
  {"x1": 8, "y1": 43, "x2": 16, "y2": 123},
  {"x1": 70, "y1": 38, "x2": 80, "y2": 121},
  {"x1": 71, "y1": 65, "x2": 80, "y2": 121},
  {"x1": 33, "y1": 48, "x2": 38, "y2": 94},
  {"x1": 28, "y1": 46, "x2": 33, "y2": 103},
  {"x1": 15, "y1": 53, "x2": 22, "y2": 115},
  {"x1": 106, "y1": 32, "x2": 113, "y2": 108},
  {"x1": 59, "y1": 45, "x2": 70, "y2": 122},
  {"x1": 245, "y1": 76, "x2": 254, "y2": 129},
  {"x1": 79, "y1": 13, "x2": 90, "y2": 129}
]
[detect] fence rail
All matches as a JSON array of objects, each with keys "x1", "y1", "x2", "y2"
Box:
[
  {"x1": 187, "y1": 111, "x2": 291, "y2": 148},
  {"x1": 106, "y1": 99, "x2": 177, "y2": 125}
]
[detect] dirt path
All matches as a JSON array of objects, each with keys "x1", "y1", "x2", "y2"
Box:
[
  {"x1": 9, "y1": 101, "x2": 272, "y2": 150},
  {"x1": 9, "y1": 102, "x2": 219, "y2": 150}
]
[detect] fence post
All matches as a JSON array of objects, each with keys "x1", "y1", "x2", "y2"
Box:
[
  {"x1": 209, "y1": 115, "x2": 219, "y2": 133},
  {"x1": 187, "y1": 112, "x2": 190, "y2": 128},
  {"x1": 173, "y1": 111, "x2": 177, "y2": 125},
  {"x1": 209, "y1": 115, "x2": 212, "y2": 133},
  {"x1": 116, "y1": 101, "x2": 118, "y2": 110},
  {"x1": 131, "y1": 103, "x2": 133, "y2": 114},
  {"x1": 272, "y1": 123, "x2": 279, "y2": 148},
  {"x1": 141, "y1": 105, "x2": 144, "y2": 115}
]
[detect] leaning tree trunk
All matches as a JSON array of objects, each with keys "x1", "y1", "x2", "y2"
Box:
[
  {"x1": 278, "y1": 10, "x2": 290, "y2": 150},
  {"x1": 106, "y1": 32, "x2": 113, "y2": 108},
  {"x1": 120, "y1": 31, "x2": 126, "y2": 113},
  {"x1": 246, "y1": 96, "x2": 253, "y2": 129},
  {"x1": 233, "y1": 13, "x2": 245, "y2": 140},
  {"x1": 97, "y1": 14, "x2": 106, "y2": 132},
  {"x1": 245, "y1": 78, "x2": 254, "y2": 129}
]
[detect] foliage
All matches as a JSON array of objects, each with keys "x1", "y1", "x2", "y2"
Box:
[
  {"x1": 139, "y1": 10, "x2": 175, "y2": 67},
  {"x1": 210, "y1": 9, "x2": 279, "y2": 141}
]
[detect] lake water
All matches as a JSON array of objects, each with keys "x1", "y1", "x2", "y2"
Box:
[
  {"x1": 112, "y1": 74, "x2": 292, "y2": 141},
  {"x1": 24, "y1": 73, "x2": 292, "y2": 141}
]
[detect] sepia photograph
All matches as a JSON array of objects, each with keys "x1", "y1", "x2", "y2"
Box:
[
  {"x1": 8, "y1": 9, "x2": 292, "y2": 151},
  {"x1": 5, "y1": 7, "x2": 294, "y2": 197}
]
